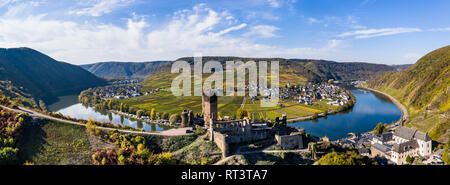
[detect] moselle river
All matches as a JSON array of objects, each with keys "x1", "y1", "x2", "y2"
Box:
[
  {"x1": 48, "y1": 88, "x2": 401, "y2": 139},
  {"x1": 48, "y1": 95, "x2": 172, "y2": 132},
  {"x1": 289, "y1": 89, "x2": 401, "y2": 140}
]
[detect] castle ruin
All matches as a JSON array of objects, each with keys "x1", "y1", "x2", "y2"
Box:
[
  {"x1": 181, "y1": 109, "x2": 194, "y2": 127},
  {"x1": 201, "y1": 93, "x2": 305, "y2": 158},
  {"x1": 202, "y1": 93, "x2": 217, "y2": 127}
]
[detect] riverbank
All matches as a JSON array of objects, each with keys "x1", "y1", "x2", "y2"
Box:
[
  {"x1": 331, "y1": 87, "x2": 409, "y2": 143},
  {"x1": 286, "y1": 108, "x2": 346, "y2": 123},
  {"x1": 361, "y1": 87, "x2": 409, "y2": 124},
  {"x1": 110, "y1": 109, "x2": 176, "y2": 127},
  {"x1": 286, "y1": 90, "x2": 356, "y2": 123}
]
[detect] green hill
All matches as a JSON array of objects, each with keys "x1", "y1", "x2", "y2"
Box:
[
  {"x1": 82, "y1": 57, "x2": 396, "y2": 83},
  {"x1": 0, "y1": 47, "x2": 106, "y2": 107},
  {"x1": 142, "y1": 56, "x2": 397, "y2": 90},
  {"x1": 289, "y1": 59, "x2": 395, "y2": 82},
  {"x1": 80, "y1": 61, "x2": 172, "y2": 79},
  {"x1": 367, "y1": 45, "x2": 450, "y2": 143}
]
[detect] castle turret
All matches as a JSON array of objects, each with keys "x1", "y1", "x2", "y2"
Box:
[
  {"x1": 202, "y1": 93, "x2": 218, "y2": 127},
  {"x1": 181, "y1": 110, "x2": 189, "y2": 127}
]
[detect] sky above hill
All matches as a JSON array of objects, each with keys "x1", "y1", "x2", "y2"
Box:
[{"x1": 0, "y1": 0, "x2": 449, "y2": 65}]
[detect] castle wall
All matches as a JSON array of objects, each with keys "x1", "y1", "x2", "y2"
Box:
[
  {"x1": 212, "y1": 131, "x2": 229, "y2": 158},
  {"x1": 275, "y1": 134, "x2": 303, "y2": 149}
]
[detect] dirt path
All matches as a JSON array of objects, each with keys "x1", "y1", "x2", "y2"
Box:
[{"x1": 0, "y1": 105, "x2": 191, "y2": 136}]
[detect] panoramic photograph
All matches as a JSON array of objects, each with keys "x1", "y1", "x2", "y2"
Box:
[{"x1": 0, "y1": 0, "x2": 448, "y2": 179}]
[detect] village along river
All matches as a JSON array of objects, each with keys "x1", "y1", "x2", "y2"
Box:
[
  {"x1": 47, "y1": 88, "x2": 401, "y2": 139},
  {"x1": 47, "y1": 95, "x2": 172, "y2": 132}
]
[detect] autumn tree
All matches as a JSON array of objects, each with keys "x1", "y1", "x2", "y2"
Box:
[
  {"x1": 108, "y1": 100, "x2": 112, "y2": 110},
  {"x1": 161, "y1": 112, "x2": 169, "y2": 120},
  {"x1": 373, "y1": 123, "x2": 388, "y2": 135},
  {"x1": 150, "y1": 108, "x2": 156, "y2": 120},
  {"x1": 405, "y1": 155, "x2": 413, "y2": 164},
  {"x1": 120, "y1": 103, "x2": 124, "y2": 112},
  {"x1": 0, "y1": 147, "x2": 18, "y2": 165},
  {"x1": 312, "y1": 112, "x2": 319, "y2": 120},
  {"x1": 169, "y1": 114, "x2": 180, "y2": 124},
  {"x1": 236, "y1": 109, "x2": 248, "y2": 119}
]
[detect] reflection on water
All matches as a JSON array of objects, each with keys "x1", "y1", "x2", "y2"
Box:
[
  {"x1": 54, "y1": 102, "x2": 171, "y2": 132},
  {"x1": 47, "y1": 95, "x2": 80, "y2": 112},
  {"x1": 289, "y1": 89, "x2": 402, "y2": 140},
  {"x1": 371, "y1": 90, "x2": 394, "y2": 103}
]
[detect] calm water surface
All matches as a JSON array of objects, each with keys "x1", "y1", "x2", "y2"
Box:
[
  {"x1": 48, "y1": 95, "x2": 171, "y2": 132},
  {"x1": 289, "y1": 89, "x2": 401, "y2": 140}
]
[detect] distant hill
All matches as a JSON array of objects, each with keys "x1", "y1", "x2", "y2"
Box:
[
  {"x1": 288, "y1": 59, "x2": 395, "y2": 82},
  {"x1": 367, "y1": 46, "x2": 450, "y2": 143},
  {"x1": 82, "y1": 57, "x2": 396, "y2": 83},
  {"x1": 0, "y1": 47, "x2": 106, "y2": 107},
  {"x1": 175, "y1": 56, "x2": 396, "y2": 82},
  {"x1": 141, "y1": 56, "x2": 397, "y2": 95},
  {"x1": 80, "y1": 61, "x2": 172, "y2": 79}
]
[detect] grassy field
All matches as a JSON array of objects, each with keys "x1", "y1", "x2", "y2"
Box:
[
  {"x1": 119, "y1": 90, "x2": 243, "y2": 117},
  {"x1": 244, "y1": 98, "x2": 336, "y2": 120},
  {"x1": 19, "y1": 120, "x2": 93, "y2": 165},
  {"x1": 172, "y1": 136, "x2": 222, "y2": 165}
]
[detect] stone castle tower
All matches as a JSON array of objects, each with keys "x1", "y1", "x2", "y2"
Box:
[
  {"x1": 181, "y1": 110, "x2": 194, "y2": 127},
  {"x1": 202, "y1": 93, "x2": 218, "y2": 127}
]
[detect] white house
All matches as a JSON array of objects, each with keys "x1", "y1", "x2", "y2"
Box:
[
  {"x1": 370, "y1": 126, "x2": 432, "y2": 165},
  {"x1": 392, "y1": 126, "x2": 432, "y2": 156}
]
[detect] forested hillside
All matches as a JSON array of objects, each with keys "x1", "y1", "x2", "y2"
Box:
[
  {"x1": 175, "y1": 56, "x2": 396, "y2": 83},
  {"x1": 0, "y1": 47, "x2": 106, "y2": 107},
  {"x1": 81, "y1": 61, "x2": 172, "y2": 79},
  {"x1": 367, "y1": 45, "x2": 450, "y2": 143}
]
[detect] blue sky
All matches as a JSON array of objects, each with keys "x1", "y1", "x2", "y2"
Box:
[{"x1": 0, "y1": 0, "x2": 449, "y2": 65}]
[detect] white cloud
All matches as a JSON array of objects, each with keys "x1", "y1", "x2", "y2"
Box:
[
  {"x1": 211, "y1": 23, "x2": 247, "y2": 36},
  {"x1": 267, "y1": 0, "x2": 280, "y2": 8},
  {"x1": 0, "y1": 0, "x2": 20, "y2": 8},
  {"x1": 0, "y1": 4, "x2": 344, "y2": 64},
  {"x1": 246, "y1": 11, "x2": 279, "y2": 21},
  {"x1": 3, "y1": 1, "x2": 41, "y2": 18},
  {"x1": 339, "y1": 28, "x2": 422, "y2": 39},
  {"x1": 244, "y1": 25, "x2": 279, "y2": 38},
  {"x1": 305, "y1": 15, "x2": 366, "y2": 29},
  {"x1": 69, "y1": 0, "x2": 134, "y2": 17},
  {"x1": 307, "y1": 17, "x2": 318, "y2": 24}
]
